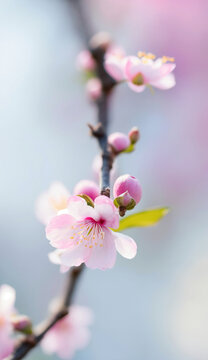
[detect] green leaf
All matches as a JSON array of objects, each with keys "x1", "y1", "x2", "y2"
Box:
[
  {"x1": 114, "y1": 207, "x2": 169, "y2": 232},
  {"x1": 121, "y1": 143, "x2": 135, "y2": 154},
  {"x1": 77, "y1": 194, "x2": 94, "y2": 207}
]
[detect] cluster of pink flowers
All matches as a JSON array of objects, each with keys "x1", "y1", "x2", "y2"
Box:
[{"x1": 77, "y1": 41, "x2": 176, "y2": 99}]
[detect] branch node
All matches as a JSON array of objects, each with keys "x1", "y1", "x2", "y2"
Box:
[{"x1": 88, "y1": 123, "x2": 104, "y2": 138}]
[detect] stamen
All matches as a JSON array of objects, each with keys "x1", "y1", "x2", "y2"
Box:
[
  {"x1": 162, "y1": 56, "x2": 175, "y2": 63},
  {"x1": 137, "y1": 51, "x2": 156, "y2": 60},
  {"x1": 138, "y1": 51, "x2": 146, "y2": 58},
  {"x1": 69, "y1": 220, "x2": 105, "y2": 248}
]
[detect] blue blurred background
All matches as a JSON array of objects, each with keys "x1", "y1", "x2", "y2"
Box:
[{"x1": 1, "y1": 0, "x2": 208, "y2": 359}]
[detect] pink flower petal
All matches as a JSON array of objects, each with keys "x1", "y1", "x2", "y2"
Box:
[
  {"x1": 60, "y1": 245, "x2": 91, "y2": 268},
  {"x1": 104, "y1": 55, "x2": 125, "y2": 81},
  {"x1": 127, "y1": 82, "x2": 146, "y2": 93},
  {"x1": 67, "y1": 196, "x2": 94, "y2": 220},
  {"x1": 94, "y1": 196, "x2": 119, "y2": 229},
  {"x1": 0, "y1": 285, "x2": 16, "y2": 315},
  {"x1": 85, "y1": 229, "x2": 116, "y2": 270},
  {"x1": 69, "y1": 305, "x2": 93, "y2": 326},
  {"x1": 35, "y1": 182, "x2": 70, "y2": 225},
  {"x1": 125, "y1": 56, "x2": 142, "y2": 80},
  {"x1": 0, "y1": 333, "x2": 14, "y2": 359},
  {"x1": 46, "y1": 214, "x2": 76, "y2": 249},
  {"x1": 150, "y1": 73, "x2": 176, "y2": 89},
  {"x1": 143, "y1": 62, "x2": 176, "y2": 83},
  {"x1": 41, "y1": 305, "x2": 92, "y2": 359},
  {"x1": 114, "y1": 232, "x2": 137, "y2": 259}
]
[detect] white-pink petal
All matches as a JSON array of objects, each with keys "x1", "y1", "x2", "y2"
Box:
[
  {"x1": 150, "y1": 73, "x2": 176, "y2": 89},
  {"x1": 127, "y1": 82, "x2": 146, "y2": 93},
  {"x1": 46, "y1": 214, "x2": 76, "y2": 249},
  {"x1": 93, "y1": 196, "x2": 119, "y2": 229},
  {"x1": 0, "y1": 285, "x2": 16, "y2": 315},
  {"x1": 36, "y1": 182, "x2": 70, "y2": 225},
  {"x1": 114, "y1": 231, "x2": 137, "y2": 259},
  {"x1": 104, "y1": 55, "x2": 126, "y2": 81},
  {"x1": 60, "y1": 245, "x2": 91, "y2": 268},
  {"x1": 67, "y1": 196, "x2": 94, "y2": 220},
  {"x1": 41, "y1": 305, "x2": 92, "y2": 359},
  {"x1": 85, "y1": 229, "x2": 116, "y2": 270}
]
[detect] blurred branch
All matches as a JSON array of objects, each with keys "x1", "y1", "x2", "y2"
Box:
[{"x1": 10, "y1": 0, "x2": 115, "y2": 358}]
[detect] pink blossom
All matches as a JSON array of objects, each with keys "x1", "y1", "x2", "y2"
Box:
[
  {"x1": 36, "y1": 182, "x2": 70, "y2": 225},
  {"x1": 113, "y1": 174, "x2": 142, "y2": 205},
  {"x1": 73, "y1": 180, "x2": 100, "y2": 201},
  {"x1": 105, "y1": 50, "x2": 176, "y2": 92},
  {"x1": 41, "y1": 305, "x2": 93, "y2": 359},
  {"x1": 76, "y1": 50, "x2": 96, "y2": 72},
  {"x1": 108, "y1": 132, "x2": 130, "y2": 153},
  {"x1": 47, "y1": 195, "x2": 137, "y2": 271},
  {"x1": 86, "y1": 78, "x2": 102, "y2": 101},
  {"x1": 124, "y1": 54, "x2": 176, "y2": 92},
  {"x1": 104, "y1": 47, "x2": 126, "y2": 82},
  {"x1": 0, "y1": 285, "x2": 16, "y2": 359}
]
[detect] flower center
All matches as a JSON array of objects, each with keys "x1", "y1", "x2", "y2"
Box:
[
  {"x1": 69, "y1": 219, "x2": 105, "y2": 248},
  {"x1": 132, "y1": 72, "x2": 144, "y2": 86}
]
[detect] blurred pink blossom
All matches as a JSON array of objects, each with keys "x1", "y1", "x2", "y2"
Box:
[
  {"x1": 41, "y1": 305, "x2": 93, "y2": 359},
  {"x1": 104, "y1": 48, "x2": 126, "y2": 82},
  {"x1": 0, "y1": 285, "x2": 16, "y2": 359},
  {"x1": 73, "y1": 179, "x2": 100, "y2": 201},
  {"x1": 86, "y1": 78, "x2": 102, "y2": 101},
  {"x1": 47, "y1": 195, "x2": 137, "y2": 271},
  {"x1": 105, "y1": 50, "x2": 176, "y2": 92},
  {"x1": 125, "y1": 54, "x2": 176, "y2": 92},
  {"x1": 108, "y1": 132, "x2": 130, "y2": 152},
  {"x1": 36, "y1": 182, "x2": 70, "y2": 225},
  {"x1": 76, "y1": 50, "x2": 96, "y2": 72}
]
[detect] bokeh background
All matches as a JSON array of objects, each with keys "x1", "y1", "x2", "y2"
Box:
[{"x1": 1, "y1": 0, "x2": 208, "y2": 359}]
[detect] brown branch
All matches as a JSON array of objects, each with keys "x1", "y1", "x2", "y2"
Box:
[{"x1": 10, "y1": 0, "x2": 116, "y2": 359}]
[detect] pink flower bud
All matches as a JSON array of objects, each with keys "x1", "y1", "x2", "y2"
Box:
[
  {"x1": 113, "y1": 174, "x2": 142, "y2": 204},
  {"x1": 108, "y1": 132, "x2": 130, "y2": 153},
  {"x1": 114, "y1": 191, "x2": 134, "y2": 207},
  {"x1": 76, "y1": 50, "x2": 96, "y2": 72},
  {"x1": 128, "y1": 127, "x2": 140, "y2": 144},
  {"x1": 86, "y1": 78, "x2": 102, "y2": 101},
  {"x1": 11, "y1": 315, "x2": 32, "y2": 334},
  {"x1": 74, "y1": 180, "x2": 100, "y2": 201}
]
